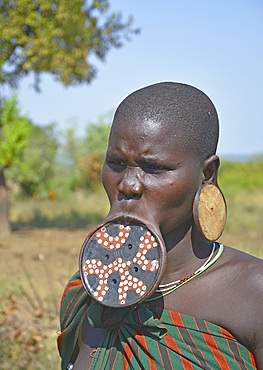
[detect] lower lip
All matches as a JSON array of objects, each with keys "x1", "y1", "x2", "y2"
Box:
[{"x1": 110, "y1": 213, "x2": 141, "y2": 225}]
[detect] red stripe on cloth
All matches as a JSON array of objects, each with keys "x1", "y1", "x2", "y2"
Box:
[
  {"x1": 187, "y1": 328, "x2": 212, "y2": 369},
  {"x1": 218, "y1": 326, "x2": 256, "y2": 370},
  {"x1": 61, "y1": 278, "x2": 82, "y2": 306},
  {"x1": 122, "y1": 335, "x2": 133, "y2": 369},
  {"x1": 137, "y1": 330, "x2": 157, "y2": 370},
  {"x1": 169, "y1": 311, "x2": 199, "y2": 368},
  {"x1": 134, "y1": 329, "x2": 141, "y2": 365},
  {"x1": 61, "y1": 285, "x2": 83, "y2": 326},
  {"x1": 248, "y1": 351, "x2": 257, "y2": 368},
  {"x1": 137, "y1": 309, "x2": 157, "y2": 370},
  {"x1": 135, "y1": 330, "x2": 152, "y2": 359},
  {"x1": 236, "y1": 341, "x2": 250, "y2": 370},
  {"x1": 169, "y1": 311, "x2": 186, "y2": 327},
  {"x1": 162, "y1": 332, "x2": 194, "y2": 370},
  {"x1": 198, "y1": 319, "x2": 231, "y2": 370},
  {"x1": 110, "y1": 329, "x2": 121, "y2": 370},
  {"x1": 164, "y1": 311, "x2": 194, "y2": 370},
  {"x1": 57, "y1": 330, "x2": 66, "y2": 357},
  {"x1": 218, "y1": 325, "x2": 234, "y2": 340},
  {"x1": 148, "y1": 348, "x2": 158, "y2": 370},
  {"x1": 179, "y1": 326, "x2": 204, "y2": 368},
  {"x1": 222, "y1": 333, "x2": 242, "y2": 370},
  {"x1": 203, "y1": 320, "x2": 256, "y2": 369},
  {"x1": 64, "y1": 290, "x2": 87, "y2": 329},
  {"x1": 163, "y1": 336, "x2": 174, "y2": 370},
  {"x1": 156, "y1": 340, "x2": 166, "y2": 369}
]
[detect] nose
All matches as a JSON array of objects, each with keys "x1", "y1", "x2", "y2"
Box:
[{"x1": 118, "y1": 168, "x2": 143, "y2": 200}]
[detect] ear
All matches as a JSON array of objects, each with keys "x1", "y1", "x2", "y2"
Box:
[
  {"x1": 194, "y1": 155, "x2": 227, "y2": 242},
  {"x1": 202, "y1": 155, "x2": 220, "y2": 186}
]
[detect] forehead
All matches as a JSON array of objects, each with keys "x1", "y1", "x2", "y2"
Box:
[{"x1": 108, "y1": 117, "x2": 194, "y2": 162}]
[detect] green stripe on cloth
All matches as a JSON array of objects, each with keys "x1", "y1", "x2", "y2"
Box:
[
  {"x1": 57, "y1": 273, "x2": 257, "y2": 369},
  {"x1": 57, "y1": 272, "x2": 92, "y2": 370}
]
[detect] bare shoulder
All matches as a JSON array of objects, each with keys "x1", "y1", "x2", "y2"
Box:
[
  {"x1": 220, "y1": 245, "x2": 263, "y2": 284},
  {"x1": 220, "y1": 246, "x2": 263, "y2": 368},
  {"x1": 219, "y1": 246, "x2": 263, "y2": 308}
]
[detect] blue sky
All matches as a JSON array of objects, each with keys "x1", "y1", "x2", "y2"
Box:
[{"x1": 5, "y1": 0, "x2": 263, "y2": 157}]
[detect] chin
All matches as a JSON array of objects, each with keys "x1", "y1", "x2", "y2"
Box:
[{"x1": 160, "y1": 218, "x2": 193, "y2": 237}]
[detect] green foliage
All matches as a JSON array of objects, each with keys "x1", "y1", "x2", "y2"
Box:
[
  {"x1": 84, "y1": 117, "x2": 111, "y2": 157},
  {"x1": 219, "y1": 159, "x2": 263, "y2": 197},
  {"x1": 0, "y1": 95, "x2": 32, "y2": 167},
  {"x1": 62, "y1": 116, "x2": 111, "y2": 191},
  {"x1": 8, "y1": 123, "x2": 58, "y2": 196},
  {"x1": 0, "y1": 0, "x2": 139, "y2": 88},
  {"x1": 77, "y1": 118, "x2": 111, "y2": 188}
]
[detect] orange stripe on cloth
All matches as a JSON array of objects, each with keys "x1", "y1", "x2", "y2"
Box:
[
  {"x1": 137, "y1": 330, "x2": 157, "y2": 370},
  {"x1": 199, "y1": 319, "x2": 231, "y2": 370},
  {"x1": 169, "y1": 311, "x2": 201, "y2": 365},
  {"x1": 187, "y1": 326, "x2": 212, "y2": 369},
  {"x1": 219, "y1": 325, "x2": 256, "y2": 370},
  {"x1": 162, "y1": 331, "x2": 194, "y2": 370},
  {"x1": 57, "y1": 329, "x2": 66, "y2": 357},
  {"x1": 248, "y1": 351, "x2": 257, "y2": 368},
  {"x1": 61, "y1": 278, "x2": 82, "y2": 307},
  {"x1": 168, "y1": 310, "x2": 186, "y2": 327},
  {"x1": 122, "y1": 335, "x2": 134, "y2": 369},
  {"x1": 64, "y1": 290, "x2": 87, "y2": 329},
  {"x1": 61, "y1": 285, "x2": 83, "y2": 327},
  {"x1": 166, "y1": 311, "x2": 194, "y2": 370},
  {"x1": 137, "y1": 308, "x2": 158, "y2": 370}
]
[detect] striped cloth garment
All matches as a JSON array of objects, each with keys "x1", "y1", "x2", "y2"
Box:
[{"x1": 58, "y1": 272, "x2": 257, "y2": 370}]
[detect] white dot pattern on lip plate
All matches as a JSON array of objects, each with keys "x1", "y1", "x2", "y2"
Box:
[{"x1": 82, "y1": 224, "x2": 160, "y2": 305}]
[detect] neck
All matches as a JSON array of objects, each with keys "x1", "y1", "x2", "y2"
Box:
[{"x1": 161, "y1": 223, "x2": 213, "y2": 282}]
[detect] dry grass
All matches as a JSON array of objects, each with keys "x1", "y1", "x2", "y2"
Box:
[
  {"x1": 0, "y1": 188, "x2": 262, "y2": 368},
  {"x1": 219, "y1": 190, "x2": 263, "y2": 258}
]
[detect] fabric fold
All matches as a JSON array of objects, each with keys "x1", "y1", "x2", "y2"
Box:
[
  {"x1": 88, "y1": 301, "x2": 167, "y2": 339},
  {"x1": 58, "y1": 272, "x2": 257, "y2": 370}
]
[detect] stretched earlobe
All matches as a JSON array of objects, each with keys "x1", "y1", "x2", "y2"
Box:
[
  {"x1": 202, "y1": 155, "x2": 220, "y2": 185},
  {"x1": 193, "y1": 156, "x2": 227, "y2": 242}
]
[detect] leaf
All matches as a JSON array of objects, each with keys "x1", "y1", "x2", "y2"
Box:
[{"x1": 0, "y1": 0, "x2": 140, "y2": 89}]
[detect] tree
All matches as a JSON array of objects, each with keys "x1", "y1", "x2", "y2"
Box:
[
  {"x1": 8, "y1": 123, "x2": 58, "y2": 196},
  {"x1": 78, "y1": 117, "x2": 111, "y2": 189},
  {"x1": 62, "y1": 115, "x2": 111, "y2": 191},
  {"x1": 0, "y1": 0, "x2": 139, "y2": 234},
  {"x1": 0, "y1": 0, "x2": 139, "y2": 88},
  {"x1": 0, "y1": 95, "x2": 32, "y2": 235}
]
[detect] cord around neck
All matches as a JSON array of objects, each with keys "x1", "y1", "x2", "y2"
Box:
[{"x1": 146, "y1": 243, "x2": 224, "y2": 302}]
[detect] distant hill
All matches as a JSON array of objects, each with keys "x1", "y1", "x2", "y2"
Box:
[{"x1": 219, "y1": 153, "x2": 263, "y2": 162}]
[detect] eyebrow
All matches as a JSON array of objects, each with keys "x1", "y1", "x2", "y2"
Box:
[
  {"x1": 106, "y1": 150, "x2": 180, "y2": 168},
  {"x1": 137, "y1": 158, "x2": 165, "y2": 166},
  {"x1": 107, "y1": 153, "x2": 162, "y2": 163}
]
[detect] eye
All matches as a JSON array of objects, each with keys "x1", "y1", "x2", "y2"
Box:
[
  {"x1": 107, "y1": 158, "x2": 126, "y2": 171},
  {"x1": 143, "y1": 164, "x2": 169, "y2": 174}
]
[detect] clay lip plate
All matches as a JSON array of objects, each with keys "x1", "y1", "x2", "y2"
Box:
[{"x1": 79, "y1": 221, "x2": 166, "y2": 308}]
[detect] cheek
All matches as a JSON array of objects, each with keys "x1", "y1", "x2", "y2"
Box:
[
  {"x1": 101, "y1": 165, "x2": 113, "y2": 199},
  {"x1": 101, "y1": 166, "x2": 123, "y2": 206},
  {"x1": 164, "y1": 174, "x2": 201, "y2": 212},
  {"x1": 101, "y1": 164, "x2": 107, "y2": 189}
]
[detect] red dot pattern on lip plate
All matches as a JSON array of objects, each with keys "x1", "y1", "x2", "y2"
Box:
[{"x1": 82, "y1": 225, "x2": 160, "y2": 305}]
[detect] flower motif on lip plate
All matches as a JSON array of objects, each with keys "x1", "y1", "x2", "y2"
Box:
[{"x1": 82, "y1": 224, "x2": 160, "y2": 306}]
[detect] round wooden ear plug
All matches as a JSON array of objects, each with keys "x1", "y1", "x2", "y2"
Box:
[
  {"x1": 79, "y1": 221, "x2": 166, "y2": 308},
  {"x1": 193, "y1": 184, "x2": 227, "y2": 242}
]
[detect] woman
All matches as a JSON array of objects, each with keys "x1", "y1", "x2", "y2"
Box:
[{"x1": 58, "y1": 82, "x2": 263, "y2": 369}]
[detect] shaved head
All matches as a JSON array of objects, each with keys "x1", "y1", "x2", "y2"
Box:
[{"x1": 111, "y1": 82, "x2": 219, "y2": 162}]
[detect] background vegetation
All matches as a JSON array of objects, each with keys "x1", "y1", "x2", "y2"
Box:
[
  {"x1": 0, "y1": 2, "x2": 262, "y2": 368},
  {"x1": 0, "y1": 104, "x2": 262, "y2": 368}
]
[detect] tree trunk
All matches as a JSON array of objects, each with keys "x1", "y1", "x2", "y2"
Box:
[{"x1": 0, "y1": 166, "x2": 11, "y2": 236}]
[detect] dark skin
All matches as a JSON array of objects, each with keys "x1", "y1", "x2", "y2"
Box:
[{"x1": 74, "y1": 118, "x2": 263, "y2": 369}]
